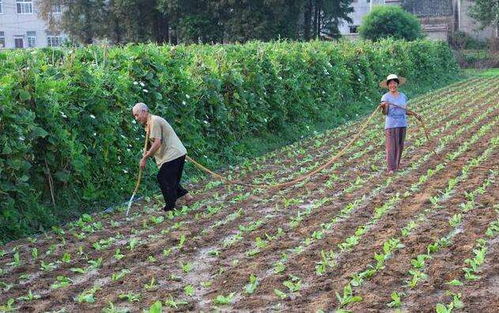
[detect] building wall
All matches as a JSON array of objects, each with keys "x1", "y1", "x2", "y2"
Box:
[
  {"x1": 339, "y1": 0, "x2": 372, "y2": 39},
  {"x1": 0, "y1": 0, "x2": 65, "y2": 49},
  {"x1": 457, "y1": 0, "x2": 497, "y2": 41}
]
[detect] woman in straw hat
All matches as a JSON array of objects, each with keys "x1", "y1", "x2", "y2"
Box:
[{"x1": 379, "y1": 74, "x2": 415, "y2": 174}]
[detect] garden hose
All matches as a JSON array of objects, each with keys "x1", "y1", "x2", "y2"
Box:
[
  {"x1": 126, "y1": 103, "x2": 438, "y2": 214},
  {"x1": 125, "y1": 119, "x2": 150, "y2": 216},
  {"x1": 186, "y1": 103, "x2": 440, "y2": 188}
]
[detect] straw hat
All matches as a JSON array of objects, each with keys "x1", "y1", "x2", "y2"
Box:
[{"x1": 379, "y1": 74, "x2": 407, "y2": 88}]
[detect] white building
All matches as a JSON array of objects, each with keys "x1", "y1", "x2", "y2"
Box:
[
  {"x1": 0, "y1": 0, "x2": 66, "y2": 49},
  {"x1": 340, "y1": 0, "x2": 497, "y2": 41}
]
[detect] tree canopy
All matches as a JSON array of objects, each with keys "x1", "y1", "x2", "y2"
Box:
[{"x1": 39, "y1": 0, "x2": 354, "y2": 44}]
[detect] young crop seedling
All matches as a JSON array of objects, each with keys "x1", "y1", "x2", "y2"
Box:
[
  {"x1": 51, "y1": 276, "x2": 73, "y2": 289},
  {"x1": 315, "y1": 249, "x2": 336, "y2": 275},
  {"x1": 102, "y1": 302, "x2": 129, "y2": 313},
  {"x1": 8, "y1": 252, "x2": 21, "y2": 267},
  {"x1": 40, "y1": 261, "x2": 57, "y2": 272},
  {"x1": 213, "y1": 293, "x2": 236, "y2": 305},
  {"x1": 143, "y1": 301, "x2": 162, "y2": 313},
  {"x1": 184, "y1": 284, "x2": 195, "y2": 296},
  {"x1": 0, "y1": 298, "x2": 16, "y2": 312},
  {"x1": 111, "y1": 269, "x2": 131, "y2": 281},
  {"x1": 88, "y1": 257, "x2": 103, "y2": 269},
  {"x1": 114, "y1": 249, "x2": 125, "y2": 260},
  {"x1": 274, "y1": 288, "x2": 287, "y2": 300},
  {"x1": 177, "y1": 234, "x2": 187, "y2": 249},
  {"x1": 128, "y1": 238, "x2": 140, "y2": 250},
  {"x1": 70, "y1": 267, "x2": 87, "y2": 274},
  {"x1": 407, "y1": 270, "x2": 428, "y2": 288},
  {"x1": 180, "y1": 261, "x2": 193, "y2": 273},
  {"x1": 336, "y1": 284, "x2": 362, "y2": 308},
  {"x1": 283, "y1": 275, "x2": 302, "y2": 293},
  {"x1": 1, "y1": 281, "x2": 14, "y2": 292},
  {"x1": 144, "y1": 277, "x2": 159, "y2": 291},
  {"x1": 163, "y1": 248, "x2": 173, "y2": 257},
  {"x1": 61, "y1": 252, "x2": 71, "y2": 263},
  {"x1": 118, "y1": 292, "x2": 141, "y2": 302},
  {"x1": 16, "y1": 289, "x2": 41, "y2": 302},
  {"x1": 273, "y1": 262, "x2": 286, "y2": 274},
  {"x1": 75, "y1": 286, "x2": 101, "y2": 303},
  {"x1": 387, "y1": 292, "x2": 404, "y2": 308},
  {"x1": 31, "y1": 248, "x2": 38, "y2": 260},
  {"x1": 244, "y1": 274, "x2": 259, "y2": 294},
  {"x1": 165, "y1": 295, "x2": 189, "y2": 308}
]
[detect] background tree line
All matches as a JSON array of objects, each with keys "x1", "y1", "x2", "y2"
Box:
[{"x1": 39, "y1": 0, "x2": 353, "y2": 45}]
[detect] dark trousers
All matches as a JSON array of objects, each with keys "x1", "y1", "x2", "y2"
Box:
[
  {"x1": 385, "y1": 127, "x2": 406, "y2": 171},
  {"x1": 157, "y1": 155, "x2": 188, "y2": 211}
]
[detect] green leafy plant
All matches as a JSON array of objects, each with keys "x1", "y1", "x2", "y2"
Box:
[
  {"x1": 184, "y1": 285, "x2": 195, "y2": 296},
  {"x1": 114, "y1": 249, "x2": 125, "y2": 260},
  {"x1": 244, "y1": 274, "x2": 259, "y2": 294},
  {"x1": 180, "y1": 262, "x2": 193, "y2": 273},
  {"x1": 387, "y1": 292, "x2": 403, "y2": 308},
  {"x1": 213, "y1": 293, "x2": 235, "y2": 305},
  {"x1": 118, "y1": 293, "x2": 141, "y2": 302},
  {"x1": 51, "y1": 276, "x2": 73, "y2": 289},
  {"x1": 75, "y1": 286, "x2": 101, "y2": 303},
  {"x1": 40, "y1": 261, "x2": 57, "y2": 272},
  {"x1": 112, "y1": 269, "x2": 131, "y2": 281},
  {"x1": 16, "y1": 289, "x2": 41, "y2": 302},
  {"x1": 143, "y1": 300, "x2": 162, "y2": 313},
  {"x1": 144, "y1": 277, "x2": 159, "y2": 291},
  {"x1": 165, "y1": 295, "x2": 188, "y2": 308},
  {"x1": 336, "y1": 284, "x2": 362, "y2": 308},
  {"x1": 274, "y1": 289, "x2": 287, "y2": 300}
]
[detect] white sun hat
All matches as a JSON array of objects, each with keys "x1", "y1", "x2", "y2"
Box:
[{"x1": 379, "y1": 74, "x2": 407, "y2": 88}]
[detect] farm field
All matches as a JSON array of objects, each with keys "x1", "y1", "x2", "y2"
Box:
[{"x1": 1, "y1": 76, "x2": 498, "y2": 313}]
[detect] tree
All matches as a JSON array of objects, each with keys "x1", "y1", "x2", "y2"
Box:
[
  {"x1": 39, "y1": 0, "x2": 170, "y2": 44},
  {"x1": 358, "y1": 5, "x2": 423, "y2": 41},
  {"x1": 322, "y1": 0, "x2": 354, "y2": 39},
  {"x1": 39, "y1": 0, "x2": 356, "y2": 44},
  {"x1": 468, "y1": 0, "x2": 499, "y2": 35},
  {"x1": 302, "y1": 0, "x2": 353, "y2": 40},
  {"x1": 39, "y1": 0, "x2": 107, "y2": 44}
]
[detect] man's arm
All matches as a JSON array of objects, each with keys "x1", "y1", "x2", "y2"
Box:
[{"x1": 140, "y1": 138, "x2": 162, "y2": 168}]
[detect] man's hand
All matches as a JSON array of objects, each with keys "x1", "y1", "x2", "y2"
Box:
[{"x1": 140, "y1": 157, "x2": 147, "y2": 169}]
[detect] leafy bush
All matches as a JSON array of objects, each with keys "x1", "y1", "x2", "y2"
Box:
[
  {"x1": 359, "y1": 5, "x2": 424, "y2": 41},
  {"x1": 0, "y1": 39, "x2": 458, "y2": 243},
  {"x1": 448, "y1": 31, "x2": 488, "y2": 50},
  {"x1": 454, "y1": 49, "x2": 499, "y2": 68}
]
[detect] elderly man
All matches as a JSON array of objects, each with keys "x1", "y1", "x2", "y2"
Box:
[{"x1": 132, "y1": 102, "x2": 193, "y2": 211}]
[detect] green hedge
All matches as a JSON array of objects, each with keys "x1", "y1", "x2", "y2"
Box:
[{"x1": 0, "y1": 39, "x2": 458, "y2": 243}]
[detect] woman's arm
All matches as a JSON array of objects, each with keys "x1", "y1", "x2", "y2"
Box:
[{"x1": 380, "y1": 101, "x2": 389, "y2": 115}]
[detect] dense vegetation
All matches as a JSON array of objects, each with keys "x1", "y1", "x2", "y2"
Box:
[{"x1": 0, "y1": 39, "x2": 458, "y2": 243}]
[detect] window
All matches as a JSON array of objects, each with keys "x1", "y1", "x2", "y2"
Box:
[
  {"x1": 14, "y1": 36, "x2": 24, "y2": 48},
  {"x1": 27, "y1": 31, "x2": 36, "y2": 47},
  {"x1": 0, "y1": 0, "x2": 3, "y2": 14},
  {"x1": 349, "y1": 25, "x2": 359, "y2": 34},
  {"x1": 0, "y1": 32, "x2": 5, "y2": 48},
  {"x1": 17, "y1": 0, "x2": 33, "y2": 14},
  {"x1": 47, "y1": 33, "x2": 62, "y2": 47}
]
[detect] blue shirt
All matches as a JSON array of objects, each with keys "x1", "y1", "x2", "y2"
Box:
[{"x1": 381, "y1": 92, "x2": 408, "y2": 129}]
